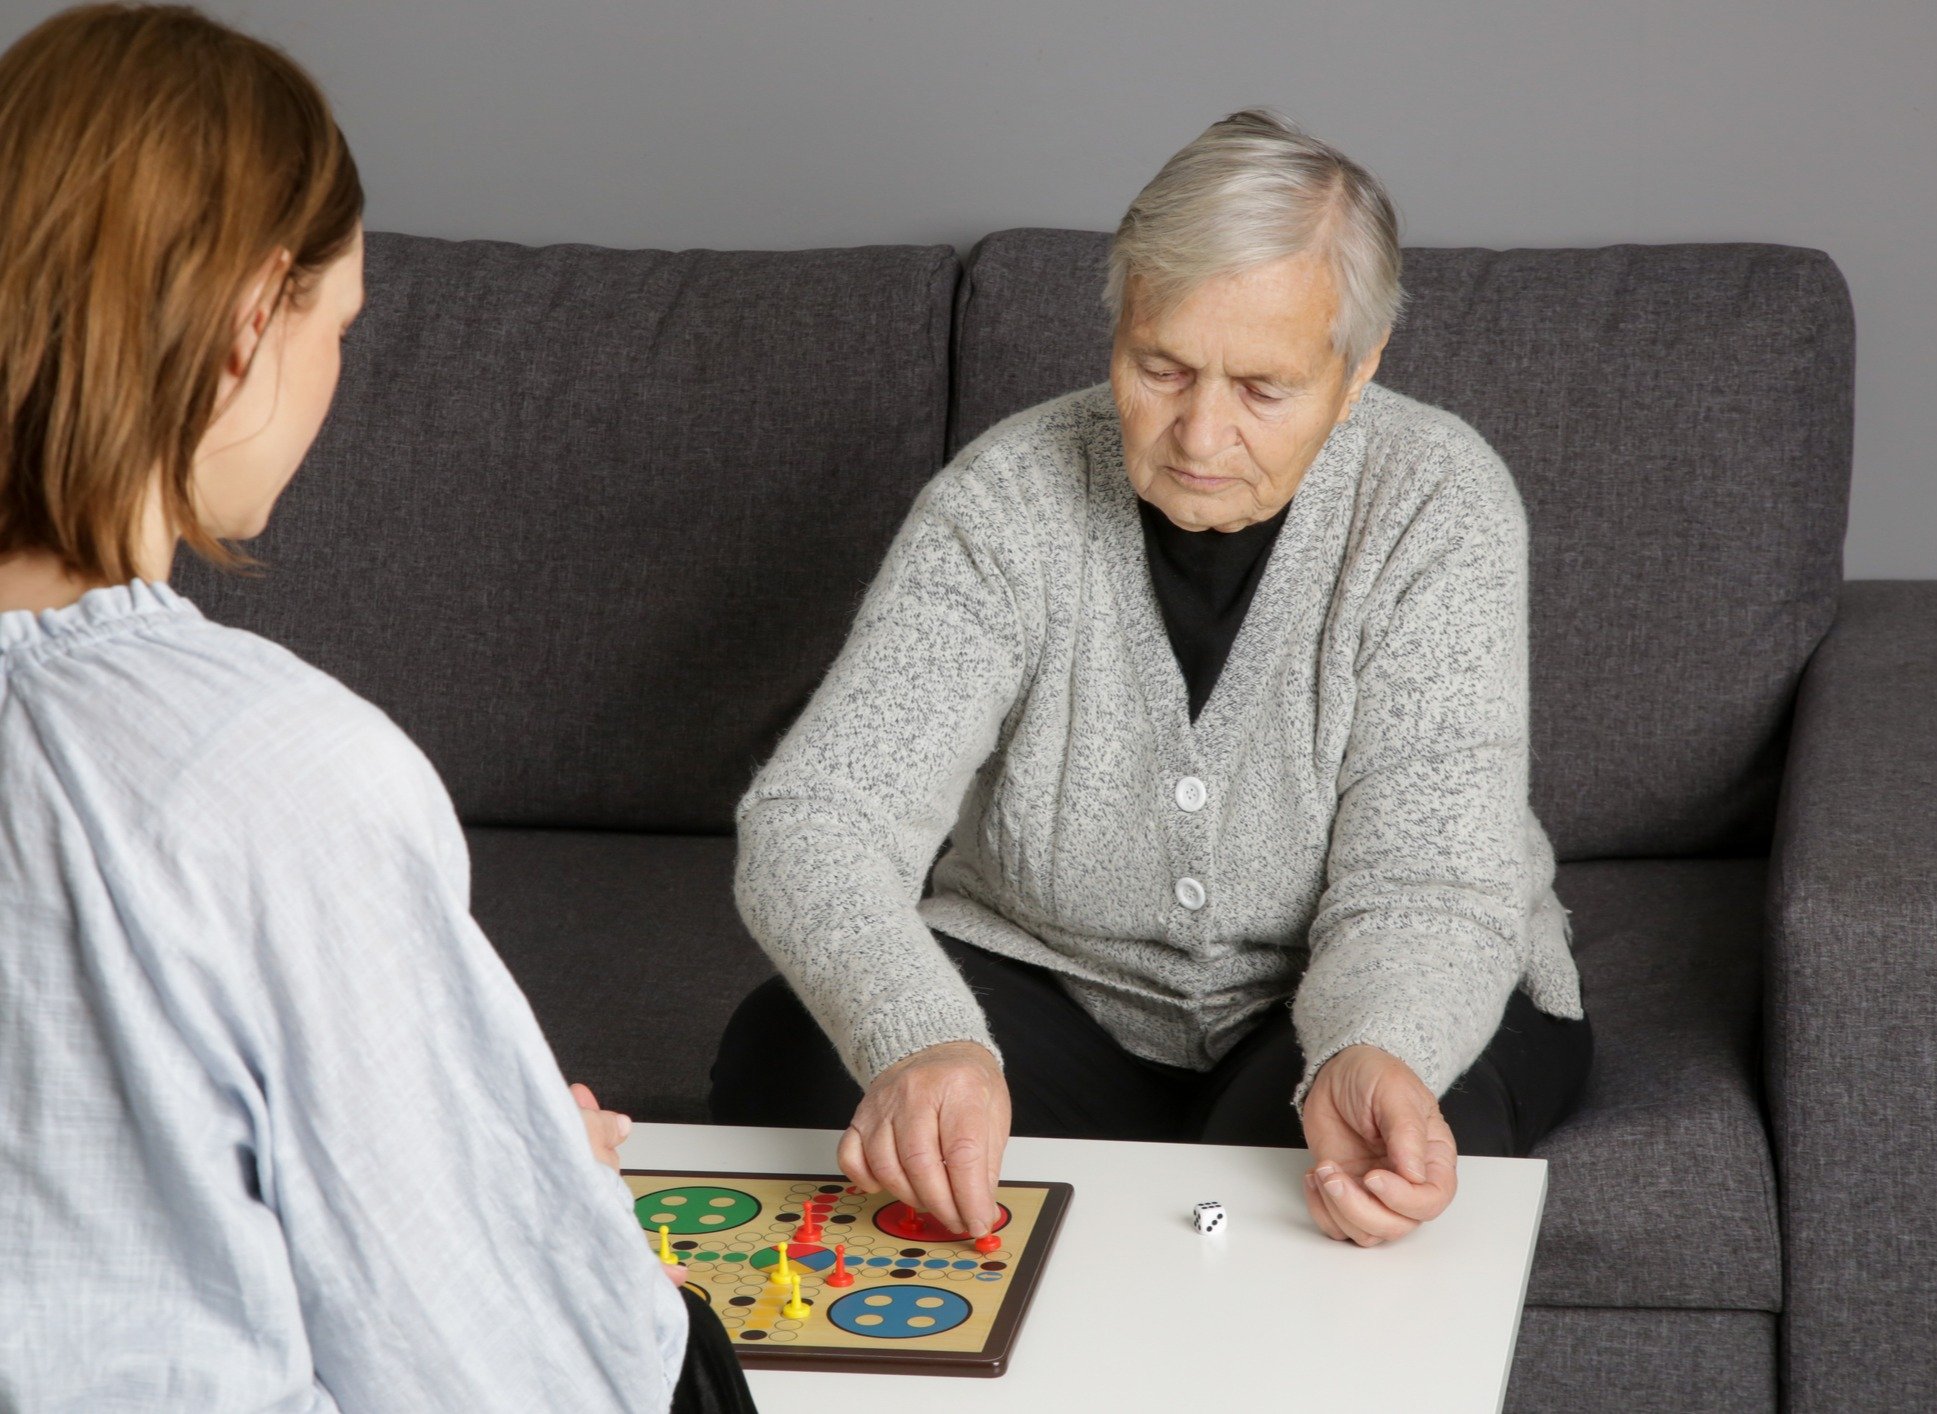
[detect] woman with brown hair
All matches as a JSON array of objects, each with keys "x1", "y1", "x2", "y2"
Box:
[{"x1": 0, "y1": 7, "x2": 754, "y2": 1410}]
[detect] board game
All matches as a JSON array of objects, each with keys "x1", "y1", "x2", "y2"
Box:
[{"x1": 623, "y1": 1169, "x2": 1072, "y2": 1377}]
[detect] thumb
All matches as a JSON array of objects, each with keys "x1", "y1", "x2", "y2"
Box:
[
  {"x1": 1378, "y1": 1092, "x2": 1432, "y2": 1184},
  {"x1": 570, "y1": 1082, "x2": 599, "y2": 1112}
]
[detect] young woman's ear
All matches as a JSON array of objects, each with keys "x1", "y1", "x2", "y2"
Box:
[{"x1": 226, "y1": 246, "x2": 295, "y2": 379}]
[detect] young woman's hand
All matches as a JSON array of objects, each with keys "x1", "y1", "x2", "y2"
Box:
[
  {"x1": 570, "y1": 1082, "x2": 631, "y2": 1172},
  {"x1": 1298, "y1": 1044, "x2": 1458, "y2": 1246}
]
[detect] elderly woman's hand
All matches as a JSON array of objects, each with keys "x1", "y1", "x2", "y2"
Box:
[
  {"x1": 836, "y1": 1040, "x2": 1010, "y2": 1240},
  {"x1": 1299, "y1": 1044, "x2": 1458, "y2": 1246}
]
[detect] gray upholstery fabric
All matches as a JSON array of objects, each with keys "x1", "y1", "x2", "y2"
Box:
[
  {"x1": 949, "y1": 230, "x2": 1854, "y2": 862},
  {"x1": 178, "y1": 231, "x2": 959, "y2": 832},
  {"x1": 1768, "y1": 579, "x2": 1937, "y2": 1413},
  {"x1": 463, "y1": 829, "x2": 773, "y2": 1123},
  {"x1": 1533, "y1": 860, "x2": 1779, "y2": 1312},
  {"x1": 1507, "y1": 1308, "x2": 1776, "y2": 1413}
]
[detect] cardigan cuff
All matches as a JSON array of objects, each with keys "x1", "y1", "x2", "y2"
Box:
[
  {"x1": 849, "y1": 998, "x2": 1003, "y2": 1088},
  {"x1": 1290, "y1": 1014, "x2": 1458, "y2": 1119}
]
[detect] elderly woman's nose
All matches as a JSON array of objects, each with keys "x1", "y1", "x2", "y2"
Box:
[{"x1": 1172, "y1": 384, "x2": 1236, "y2": 460}]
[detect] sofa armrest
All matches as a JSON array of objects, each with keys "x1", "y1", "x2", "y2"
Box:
[{"x1": 1767, "y1": 579, "x2": 1937, "y2": 1412}]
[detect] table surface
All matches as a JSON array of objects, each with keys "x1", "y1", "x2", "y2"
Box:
[{"x1": 622, "y1": 1123, "x2": 1546, "y2": 1414}]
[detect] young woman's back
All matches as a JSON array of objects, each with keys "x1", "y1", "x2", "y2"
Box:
[{"x1": 0, "y1": 588, "x2": 686, "y2": 1408}]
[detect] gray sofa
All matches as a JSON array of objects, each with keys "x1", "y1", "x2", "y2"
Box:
[{"x1": 174, "y1": 228, "x2": 1935, "y2": 1411}]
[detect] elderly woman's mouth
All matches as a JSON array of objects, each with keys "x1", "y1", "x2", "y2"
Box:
[{"x1": 1166, "y1": 464, "x2": 1237, "y2": 491}]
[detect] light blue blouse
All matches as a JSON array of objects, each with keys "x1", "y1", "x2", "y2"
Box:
[{"x1": 0, "y1": 581, "x2": 685, "y2": 1412}]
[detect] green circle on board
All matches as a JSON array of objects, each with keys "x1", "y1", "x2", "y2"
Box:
[{"x1": 635, "y1": 1186, "x2": 760, "y2": 1236}]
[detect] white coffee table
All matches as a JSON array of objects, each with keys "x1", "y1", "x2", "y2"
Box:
[{"x1": 622, "y1": 1123, "x2": 1545, "y2": 1414}]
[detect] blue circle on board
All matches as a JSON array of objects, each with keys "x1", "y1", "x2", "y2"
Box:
[
  {"x1": 865, "y1": 1257, "x2": 893, "y2": 1268},
  {"x1": 892, "y1": 1258, "x2": 918, "y2": 1268},
  {"x1": 952, "y1": 1260, "x2": 979, "y2": 1270},
  {"x1": 922, "y1": 1259, "x2": 949, "y2": 1269},
  {"x1": 827, "y1": 1285, "x2": 972, "y2": 1339}
]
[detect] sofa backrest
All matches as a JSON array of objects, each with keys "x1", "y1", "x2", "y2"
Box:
[
  {"x1": 177, "y1": 232, "x2": 958, "y2": 833},
  {"x1": 950, "y1": 230, "x2": 1855, "y2": 861}
]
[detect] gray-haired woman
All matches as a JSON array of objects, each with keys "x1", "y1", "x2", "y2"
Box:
[{"x1": 711, "y1": 109, "x2": 1591, "y2": 1249}]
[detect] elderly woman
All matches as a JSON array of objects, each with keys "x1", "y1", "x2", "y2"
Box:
[{"x1": 711, "y1": 109, "x2": 1591, "y2": 1249}]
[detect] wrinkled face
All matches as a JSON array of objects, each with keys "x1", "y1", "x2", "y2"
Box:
[
  {"x1": 193, "y1": 224, "x2": 365, "y2": 541},
  {"x1": 1110, "y1": 251, "x2": 1382, "y2": 532}
]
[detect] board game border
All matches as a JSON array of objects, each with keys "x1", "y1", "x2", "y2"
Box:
[{"x1": 625, "y1": 1168, "x2": 1073, "y2": 1378}]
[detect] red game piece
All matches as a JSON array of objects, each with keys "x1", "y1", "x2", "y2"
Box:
[
  {"x1": 974, "y1": 1233, "x2": 1001, "y2": 1254},
  {"x1": 824, "y1": 1242, "x2": 855, "y2": 1288}
]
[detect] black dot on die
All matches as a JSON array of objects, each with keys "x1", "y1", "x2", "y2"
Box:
[
  {"x1": 739, "y1": 1330, "x2": 768, "y2": 1341},
  {"x1": 729, "y1": 1296, "x2": 756, "y2": 1307}
]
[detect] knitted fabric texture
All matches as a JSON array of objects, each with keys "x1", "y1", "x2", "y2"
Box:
[{"x1": 735, "y1": 381, "x2": 1584, "y2": 1113}]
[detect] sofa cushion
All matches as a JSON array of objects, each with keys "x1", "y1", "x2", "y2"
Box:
[
  {"x1": 464, "y1": 828, "x2": 773, "y2": 1123},
  {"x1": 1531, "y1": 858, "x2": 1780, "y2": 1311},
  {"x1": 178, "y1": 231, "x2": 959, "y2": 832},
  {"x1": 950, "y1": 230, "x2": 1853, "y2": 860}
]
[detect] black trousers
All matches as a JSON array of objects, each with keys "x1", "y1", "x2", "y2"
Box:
[
  {"x1": 711, "y1": 933, "x2": 1593, "y2": 1158},
  {"x1": 670, "y1": 1283, "x2": 760, "y2": 1414}
]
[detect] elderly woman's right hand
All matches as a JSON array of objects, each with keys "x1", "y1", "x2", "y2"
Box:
[{"x1": 836, "y1": 1040, "x2": 1011, "y2": 1239}]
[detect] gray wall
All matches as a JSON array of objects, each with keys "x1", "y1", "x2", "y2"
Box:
[{"x1": 6, "y1": 0, "x2": 1931, "y2": 576}]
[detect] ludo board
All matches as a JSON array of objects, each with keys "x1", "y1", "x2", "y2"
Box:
[{"x1": 624, "y1": 1170, "x2": 1072, "y2": 1377}]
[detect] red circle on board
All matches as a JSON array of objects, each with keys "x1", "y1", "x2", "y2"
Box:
[{"x1": 872, "y1": 1201, "x2": 1011, "y2": 1243}]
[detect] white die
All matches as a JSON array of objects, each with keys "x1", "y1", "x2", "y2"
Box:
[{"x1": 1192, "y1": 1201, "x2": 1225, "y2": 1235}]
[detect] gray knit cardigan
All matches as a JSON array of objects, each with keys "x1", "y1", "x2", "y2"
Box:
[{"x1": 734, "y1": 381, "x2": 1584, "y2": 1112}]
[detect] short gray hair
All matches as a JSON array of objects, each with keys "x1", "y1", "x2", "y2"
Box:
[{"x1": 1105, "y1": 109, "x2": 1405, "y2": 372}]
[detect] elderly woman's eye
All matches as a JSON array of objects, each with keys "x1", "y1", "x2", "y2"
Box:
[{"x1": 1247, "y1": 387, "x2": 1283, "y2": 404}]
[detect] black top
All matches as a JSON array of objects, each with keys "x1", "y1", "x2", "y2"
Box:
[{"x1": 1137, "y1": 496, "x2": 1292, "y2": 722}]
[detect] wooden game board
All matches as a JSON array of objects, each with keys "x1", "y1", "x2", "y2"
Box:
[{"x1": 623, "y1": 1169, "x2": 1072, "y2": 1377}]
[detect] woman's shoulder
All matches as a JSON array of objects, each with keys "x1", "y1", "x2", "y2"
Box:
[
  {"x1": 1350, "y1": 381, "x2": 1526, "y2": 533},
  {"x1": 920, "y1": 382, "x2": 1112, "y2": 530},
  {"x1": 14, "y1": 583, "x2": 446, "y2": 847}
]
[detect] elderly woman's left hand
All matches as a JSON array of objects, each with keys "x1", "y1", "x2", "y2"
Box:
[{"x1": 1299, "y1": 1044, "x2": 1458, "y2": 1246}]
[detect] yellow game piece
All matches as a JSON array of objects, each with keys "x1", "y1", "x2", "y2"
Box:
[
  {"x1": 768, "y1": 1241, "x2": 792, "y2": 1285},
  {"x1": 658, "y1": 1225, "x2": 675, "y2": 1265},
  {"x1": 782, "y1": 1272, "x2": 809, "y2": 1320}
]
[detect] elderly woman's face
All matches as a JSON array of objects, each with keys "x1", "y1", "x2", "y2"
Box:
[{"x1": 1110, "y1": 251, "x2": 1382, "y2": 532}]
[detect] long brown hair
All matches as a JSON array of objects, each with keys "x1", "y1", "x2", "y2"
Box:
[{"x1": 0, "y1": 3, "x2": 363, "y2": 583}]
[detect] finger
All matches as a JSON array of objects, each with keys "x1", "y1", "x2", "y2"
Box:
[
  {"x1": 1313, "y1": 1166, "x2": 1381, "y2": 1245},
  {"x1": 862, "y1": 1120, "x2": 917, "y2": 1215},
  {"x1": 661, "y1": 1263, "x2": 688, "y2": 1288},
  {"x1": 1316, "y1": 1164, "x2": 1418, "y2": 1243},
  {"x1": 570, "y1": 1082, "x2": 599, "y2": 1111},
  {"x1": 895, "y1": 1113, "x2": 968, "y2": 1236},
  {"x1": 937, "y1": 1094, "x2": 995, "y2": 1237},
  {"x1": 837, "y1": 1125, "x2": 878, "y2": 1192},
  {"x1": 1303, "y1": 1170, "x2": 1349, "y2": 1241}
]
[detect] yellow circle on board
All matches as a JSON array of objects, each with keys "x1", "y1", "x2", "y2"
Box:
[
  {"x1": 699, "y1": 1215, "x2": 725, "y2": 1225},
  {"x1": 864, "y1": 1294, "x2": 893, "y2": 1307},
  {"x1": 649, "y1": 1213, "x2": 675, "y2": 1225},
  {"x1": 908, "y1": 1316, "x2": 935, "y2": 1328},
  {"x1": 661, "y1": 1195, "x2": 688, "y2": 1206},
  {"x1": 854, "y1": 1314, "x2": 883, "y2": 1326},
  {"x1": 709, "y1": 1197, "x2": 737, "y2": 1207},
  {"x1": 915, "y1": 1296, "x2": 944, "y2": 1308}
]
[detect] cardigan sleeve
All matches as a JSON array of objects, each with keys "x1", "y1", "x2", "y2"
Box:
[
  {"x1": 734, "y1": 468, "x2": 1034, "y2": 1085},
  {"x1": 1291, "y1": 456, "x2": 1537, "y2": 1113}
]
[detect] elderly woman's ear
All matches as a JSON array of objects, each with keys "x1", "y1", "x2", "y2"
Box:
[{"x1": 1342, "y1": 333, "x2": 1392, "y2": 423}]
